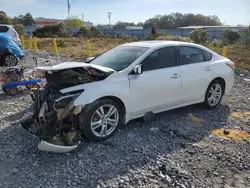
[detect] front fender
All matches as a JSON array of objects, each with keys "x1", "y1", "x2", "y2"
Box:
[
  {"x1": 1, "y1": 47, "x2": 24, "y2": 60},
  {"x1": 60, "y1": 79, "x2": 130, "y2": 110}
]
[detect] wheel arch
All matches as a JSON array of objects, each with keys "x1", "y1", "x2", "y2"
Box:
[
  {"x1": 209, "y1": 77, "x2": 226, "y2": 95},
  {"x1": 1, "y1": 52, "x2": 17, "y2": 65},
  {"x1": 97, "y1": 96, "x2": 126, "y2": 113},
  {"x1": 0, "y1": 52, "x2": 10, "y2": 63}
]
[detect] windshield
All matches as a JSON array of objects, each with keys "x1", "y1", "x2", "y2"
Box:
[{"x1": 90, "y1": 46, "x2": 149, "y2": 71}]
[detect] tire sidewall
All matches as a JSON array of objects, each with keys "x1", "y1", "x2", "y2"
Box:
[
  {"x1": 205, "y1": 80, "x2": 223, "y2": 109},
  {"x1": 79, "y1": 99, "x2": 123, "y2": 141},
  {"x1": 3, "y1": 54, "x2": 18, "y2": 66}
]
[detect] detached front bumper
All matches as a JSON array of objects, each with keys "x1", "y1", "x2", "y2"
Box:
[
  {"x1": 38, "y1": 140, "x2": 78, "y2": 153},
  {"x1": 20, "y1": 115, "x2": 83, "y2": 153},
  {"x1": 21, "y1": 87, "x2": 85, "y2": 153}
]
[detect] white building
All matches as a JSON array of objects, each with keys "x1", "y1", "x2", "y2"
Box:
[
  {"x1": 126, "y1": 26, "x2": 143, "y2": 30},
  {"x1": 83, "y1": 21, "x2": 93, "y2": 28}
]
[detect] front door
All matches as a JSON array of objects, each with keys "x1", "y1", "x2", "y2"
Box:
[{"x1": 128, "y1": 46, "x2": 182, "y2": 116}]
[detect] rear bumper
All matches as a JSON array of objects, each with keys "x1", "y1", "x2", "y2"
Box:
[{"x1": 225, "y1": 71, "x2": 234, "y2": 94}]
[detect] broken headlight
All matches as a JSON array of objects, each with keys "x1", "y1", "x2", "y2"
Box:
[{"x1": 54, "y1": 93, "x2": 82, "y2": 109}]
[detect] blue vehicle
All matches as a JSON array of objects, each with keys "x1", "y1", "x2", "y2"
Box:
[{"x1": 0, "y1": 33, "x2": 25, "y2": 66}]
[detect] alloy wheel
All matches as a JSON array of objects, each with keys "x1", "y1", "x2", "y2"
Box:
[
  {"x1": 90, "y1": 104, "x2": 119, "y2": 138},
  {"x1": 208, "y1": 83, "x2": 222, "y2": 106},
  {"x1": 5, "y1": 55, "x2": 18, "y2": 66}
]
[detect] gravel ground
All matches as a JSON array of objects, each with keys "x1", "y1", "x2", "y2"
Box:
[{"x1": 0, "y1": 52, "x2": 249, "y2": 188}]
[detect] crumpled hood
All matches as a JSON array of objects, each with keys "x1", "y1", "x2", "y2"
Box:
[{"x1": 36, "y1": 62, "x2": 115, "y2": 73}]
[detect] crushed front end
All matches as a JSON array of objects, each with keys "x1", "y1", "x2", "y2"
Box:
[{"x1": 20, "y1": 63, "x2": 113, "y2": 152}]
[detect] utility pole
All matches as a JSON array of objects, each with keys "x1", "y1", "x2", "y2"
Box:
[
  {"x1": 82, "y1": 14, "x2": 84, "y2": 22},
  {"x1": 107, "y1": 12, "x2": 112, "y2": 26}
]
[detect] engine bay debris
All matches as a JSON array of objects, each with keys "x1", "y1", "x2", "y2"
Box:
[{"x1": 20, "y1": 62, "x2": 114, "y2": 152}]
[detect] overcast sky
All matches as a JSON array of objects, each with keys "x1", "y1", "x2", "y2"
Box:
[{"x1": 1, "y1": 0, "x2": 250, "y2": 25}]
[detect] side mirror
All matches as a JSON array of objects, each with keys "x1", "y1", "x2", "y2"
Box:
[
  {"x1": 133, "y1": 64, "x2": 143, "y2": 75},
  {"x1": 85, "y1": 57, "x2": 95, "y2": 63}
]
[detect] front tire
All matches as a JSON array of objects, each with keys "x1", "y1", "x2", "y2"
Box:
[
  {"x1": 78, "y1": 98, "x2": 123, "y2": 142},
  {"x1": 2, "y1": 54, "x2": 18, "y2": 66},
  {"x1": 204, "y1": 80, "x2": 223, "y2": 109}
]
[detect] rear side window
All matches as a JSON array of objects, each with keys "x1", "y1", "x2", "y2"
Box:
[
  {"x1": 0, "y1": 26, "x2": 9, "y2": 32},
  {"x1": 178, "y1": 46, "x2": 205, "y2": 65},
  {"x1": 203, "y1": 50, "x2": 213, "y2": 61}
]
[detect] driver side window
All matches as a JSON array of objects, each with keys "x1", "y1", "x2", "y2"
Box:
[{"x1": 141, "y1": 46, "x2": 177, "y2": 71}]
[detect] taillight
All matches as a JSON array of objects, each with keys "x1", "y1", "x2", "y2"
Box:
[{"x1": 226, "y1": 61, "x2": 235, "y2": 70}]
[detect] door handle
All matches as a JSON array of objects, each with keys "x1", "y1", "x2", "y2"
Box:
[
  {"x1": 204, "y1": 67, "x2": 212, "y2": 71},
  {"x1": 170, "y1": 74, "x2": 181, "y2": 78}
]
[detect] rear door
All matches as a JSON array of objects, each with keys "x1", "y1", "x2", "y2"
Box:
[
  {"x1": 128, "y1": 46, "x2": 182, "y2": 116},
  {"x1": 178, "y1": 46, "x2": 214, "y2": 103}
]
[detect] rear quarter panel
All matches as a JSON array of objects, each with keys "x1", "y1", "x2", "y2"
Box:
[{"x1": 211, "y1": 57, "x2": 234, "y2": 94}]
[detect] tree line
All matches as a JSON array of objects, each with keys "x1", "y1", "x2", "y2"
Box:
[
  {"x1": 1, "y1": 11, "x2": 222, "y2": 29},
  {"x1": 99, "y1": 13, "x2": 222, "y2": 29},
  {"x1": 0, "y1": 11, "x2": 35, "y2": 26},
  {"x1": 0, "y1": 11, "x2": 85, "y2": 29}
]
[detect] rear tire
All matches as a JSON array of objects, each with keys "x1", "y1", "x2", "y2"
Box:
[
  {"x1": 204, "y1": 80, "x2": 223, "y2": 109},
  {"x1": 78, "y1": 98, "x2": 123, "y2": 142}
]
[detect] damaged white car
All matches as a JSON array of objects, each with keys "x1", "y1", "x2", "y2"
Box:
[{"x1": 21, "y1": 41, "x2": 234, "y2": 152}]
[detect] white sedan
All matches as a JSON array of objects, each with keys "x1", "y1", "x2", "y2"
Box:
[{"x1": 23, "y1": 41, "x2": 235, "y2": 151}]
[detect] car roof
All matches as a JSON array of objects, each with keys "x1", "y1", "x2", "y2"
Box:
[
  {"x1": 120, "y1": 40, "x2": 202, "y2": 48},
  {"x1": 120, "y1": 40, "x2": 214, "y2": 52}
]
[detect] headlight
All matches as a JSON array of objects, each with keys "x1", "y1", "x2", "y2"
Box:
[{"x1": 54, "y1": 93, "x2": 82, "y2": 109}]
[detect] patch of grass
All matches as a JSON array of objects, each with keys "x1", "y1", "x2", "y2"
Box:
[
  {"x1": 210, "y1": 129, "x2": 250, "y2": 141},
  {"x1": 58, "y1": 39, "x2": 67, "y2": 47},
  {"x1": 24, "y1": 37, "x2": 250, "y2": 70},
  {"x1": 32, "y1": 37, "x2": 134, "y2": 58},
  {"x1": 227, "y1": 46, "x2": 250, "y2": 70}
]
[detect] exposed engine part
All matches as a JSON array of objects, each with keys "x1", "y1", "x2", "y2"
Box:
[
  {"x1": 21, "y1": 65, "x2": 112, "y2": 152},
  {"x1": 73, "y1": 105, "x2": 84, "y2": 115}
]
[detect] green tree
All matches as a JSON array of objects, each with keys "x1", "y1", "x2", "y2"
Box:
[
  {"x1": 137, "y1": 22, "x2": 144, "y2": 26},
  {"x1": 143, "y1": 13, "x2": 222, "y2": 29},
  {"x1": 222, "y1": 29, "x2": 241, "y2": 45},
  {"x1": 13, "y1": 24, "x2": 24, "y2": 36},
  {"x1": 189, "y1": 29, "x2": 209, "y2": 44},
  {"x1": 23, "y1": 13, "x2": 35, "y2": 26},
  {"x1": 77, "y1": 26, "x2": 89, "y2": 36},
  {"x1": 113, "y1": 21, "x2": 136, "y2": 29},
  {"x1": 90, "y1": 27, "x2": 101, "y2": 36},
  {"x1": 0, "y1": 11, "x2": 11, "y2": 24},
  {"x1": 64, "y1": 16, "x2": 83, "y2": 29},
  {"x1": 12, "y1": 15, "x2": 25, "y2": 25},
  {"x1": 242, "y1": 25, "x2": 250, "y2": 47},
  {"x1": 33, "y1": 23, "x2": 71, "y2": 37}
]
